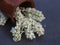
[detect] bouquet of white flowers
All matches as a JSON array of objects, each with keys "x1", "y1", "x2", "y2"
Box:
[
  {"x1": 0, "y1": 7, "x2": 45, "y2": 42},
  {"x1": 10, "y1": 7, "x2": 45, "y2": 42}
]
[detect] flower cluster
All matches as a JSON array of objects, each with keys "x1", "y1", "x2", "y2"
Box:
[
  {"x1": 0, "y1": 7, "x2": 45, "y2": 42},
  {"x1": 22, "y1": 8, "x2": 45, "y2": 22},
  {"x1": 10, "y1": 7, "x2": 45, "y2": 42},
  {"x1": 0, "y1": 11, "x2": 7, "y2": 25},
  {"x1": 10, "y1": 7, "x2": 24, "y2": 42}
]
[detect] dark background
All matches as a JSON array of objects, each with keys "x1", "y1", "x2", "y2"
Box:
[{"x1": 0, "y1": 0, "x2": 60, "y2": 45}]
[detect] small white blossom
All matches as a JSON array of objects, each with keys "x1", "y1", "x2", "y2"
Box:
[
  {"x1": 10, "y1": 27, "x2": 16, "y2": 33},
  {"x1": 25, "y1": 8, "x2": 45, "y2": 22},
  {"x1": 0, "y1": 11, "x2": 7, "y2": 25}
]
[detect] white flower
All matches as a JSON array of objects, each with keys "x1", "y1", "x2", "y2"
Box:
[
  {"x1": 10, "y1": 27, "x2": 16, "y2": 33},
  {"x1": 25, "y1": 29, "x2": 35, "y2": 40},
  {"x1": 0, "y1": 11, "x2": 7, "y2": 25},
  {"x1": 25, "y1": 8, "x2": 45, "y2": 22},
  {"x1": 11, "y1": 7, "x2": 45, "y2": 42}
]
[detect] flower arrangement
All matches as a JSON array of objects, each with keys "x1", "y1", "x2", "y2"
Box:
[{"x1": 0, "y1": 7, "x2": 45, "y2": 42}]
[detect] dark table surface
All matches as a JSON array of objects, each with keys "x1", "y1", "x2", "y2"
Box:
[{"x1": 0, "y1": 0, "x2": 60, "y2": 45}]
